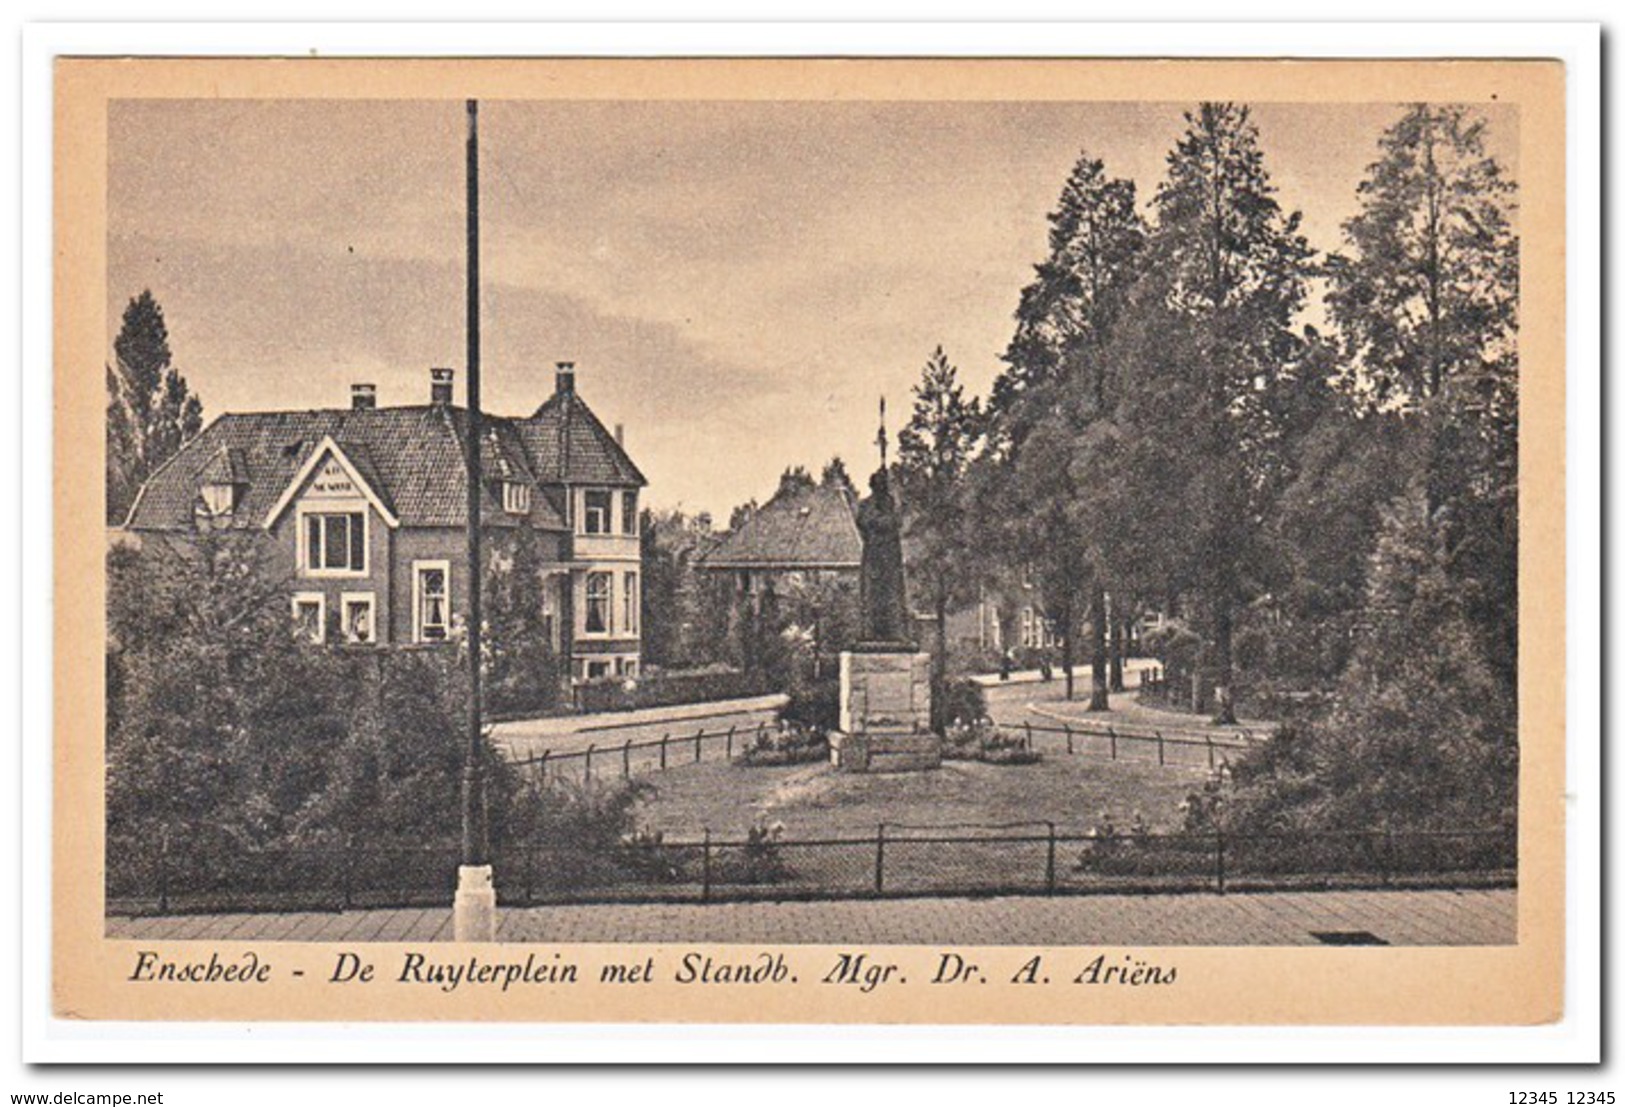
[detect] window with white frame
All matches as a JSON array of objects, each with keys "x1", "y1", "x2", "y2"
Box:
[
  {"x1": 622, "y1": 571, "x2": 639, "y2": 636},
  {"x1": 585, "y1": 659, "x2": 612, "y2": 680},
  {"x1": 341, "y1": 592, "x2": 376, "y2": 644},
  {"x1": 582, "y1": 489, "x2": 612, "y2": 535},
  {"x1": 503, "y1": 481, "x2": 531, "y2": 515},
  {"x1": 413, "y1": 562, "x2": 451, "y2": 643},
  {"x1": 301, "y1": 510, "x2": 366, "y2": 575},
  {"x1": 621, "y1": 489, "x2": 639, "y2": 535},
  {"x1": 584, "y1": 571, "x2": 612, "y2": 635},
  {"x1": 200, "y1": 483, "x2": 237, "y2": 517},
  {"x1": 292, "y1": 593, "x2": 325, "y2": 644}
]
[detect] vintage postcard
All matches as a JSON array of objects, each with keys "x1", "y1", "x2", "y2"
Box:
[{"x1": 53, "y1": 55, "x2": 1565, "y2": 1026}]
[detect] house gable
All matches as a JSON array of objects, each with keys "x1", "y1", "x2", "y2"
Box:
[{"x1": 263, "y1": 436, "x2": 401, "y2": 531}]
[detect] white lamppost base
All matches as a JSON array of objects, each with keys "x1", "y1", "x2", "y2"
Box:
[{"x1": 453, "y1": 864, "x2": 497, "y2": 942}]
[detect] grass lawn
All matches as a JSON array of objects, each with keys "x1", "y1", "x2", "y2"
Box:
[{"x1": 631, "y1": 753, "x2": 1211, "y2": 841}]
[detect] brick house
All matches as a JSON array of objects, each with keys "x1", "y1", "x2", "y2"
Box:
[{"x1": 123, "y1": 362, "x2": 647, "y2": 684}]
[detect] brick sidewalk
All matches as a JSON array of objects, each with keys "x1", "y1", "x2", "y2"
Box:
[{"x1": 107, "y1": 887, "x2": 1514, "y2": 946}]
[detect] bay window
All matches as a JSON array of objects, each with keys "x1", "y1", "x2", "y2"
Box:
[
  {"x1": 583, "y1": 490, "x2": 612, "y2": 535},
  {"x1": 585, "y1": 571, "x2": 612, "y2": 635},
  {"x1": 623, "y1": 571, "x2": 639, "y2": 636}
]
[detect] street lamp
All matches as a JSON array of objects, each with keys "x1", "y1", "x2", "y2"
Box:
[{"x1": 453, "y1": 98, "x2": 496, "y2": 942}]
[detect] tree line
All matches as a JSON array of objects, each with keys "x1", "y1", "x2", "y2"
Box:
[{"x1": 891, "y1": 102, "x2": 1518, "y2": 833}]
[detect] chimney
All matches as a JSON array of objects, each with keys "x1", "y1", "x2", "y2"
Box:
[
  {"x1": 431, "y1": 367, "x2": 454, "y2": 405},
  {"x1": 555, "y1": 361, "x2": 576, "y2": 397},
  {"x1": 614, "y1": 423, "x2": 624, "y2": 448},
  {"x1": 351, "y1": 383, "x2": 377, "y2": 410}
]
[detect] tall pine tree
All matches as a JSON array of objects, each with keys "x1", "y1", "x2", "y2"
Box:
[
  {"x1": 896, "y1": 346, "x2": 985, "y2": 732},
  {"x1": 984, "y1": 151, "x2": 1147, "y2": 704},
  {"x1": 106, "y1": 291, "x2": 204, "y2": 524},
  {"x1": 1327, "y1": 103, "x2": 1519, "y2": 690},
  {"x1": 1135, "y1": 103, "x2": 1315, "y2": 723}
]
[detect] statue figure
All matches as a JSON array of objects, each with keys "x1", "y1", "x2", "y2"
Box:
[{"x1": 857, "y1": 464, "x2": 911, "y2": 647}]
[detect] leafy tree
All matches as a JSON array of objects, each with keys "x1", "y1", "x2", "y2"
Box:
[
  {"x1": 1133, "y1": 102, "x2": 1316, "y2": 723},
  {"x1": 990, "y1": 153, "x2": 1146, "y2": 446},
  {"x1": 896, "y1": 346, "x2": 985, "y2": 731},
  {"x1": 106, "y1": 291, "x2": 204, "y2": 524},
  {"x1": 1327, "y1": 102, "x2": 1520, "y2": 692},
  {"x1": 1327, "y1": 104, "x2": 1518, "y2": 409},
  {"x1": 727, "y1": 499, "x2": 758, "y2": 532},
  {"x1": 820, "y1": 455, "x2": 854, "y2": 492},
  {"x1": 639, "y1": 507, "x2": 732, "y2": 670},
  {"x1": 983, "y1": 152, "x2": 1147, "y2": 705},
  {"x1": 777, "y1": 465, "x2": 816, "y2": 497},
  {"x1": 1226, "y1": 486, "x2": 1516, "y2": 833},
  {"x1": 484, "y1": 530, "x2": 561, "y2": 716}
]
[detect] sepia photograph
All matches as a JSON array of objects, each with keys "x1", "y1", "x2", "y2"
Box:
[{"x1": 48, "y1": 52, "x2": 1570, "y2": 1027}]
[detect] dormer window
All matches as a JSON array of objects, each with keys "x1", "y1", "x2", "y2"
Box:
[
  {"x1": 503, "y1": 481, "x2": 531, "y2": 515},
  {"x1": 199, "y1": 482, "x2": 237, "y2": 517},
  {"x1": 195, "y1": 447, "x2": 249, "y2": 523}
]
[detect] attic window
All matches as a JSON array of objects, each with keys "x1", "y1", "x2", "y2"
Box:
[
  {"x1": 503, "y1": 481, "x2": 531, "y2": 515},
  {"x1": 199, "y1": 482, "x2": 237, "y2": 517}
]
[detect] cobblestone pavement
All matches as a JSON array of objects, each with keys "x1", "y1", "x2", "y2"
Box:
[{"x1": 108, "y1": 887, "x2": 1514, "y2": 946}]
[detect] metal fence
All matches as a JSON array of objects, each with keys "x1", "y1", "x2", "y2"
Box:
[
  {"x1": 507, "y1": 715, "x2": 1257, "y2": 784},
  {"x1": 107, "y1": 824, "x2": 1517, "y2": 917}
]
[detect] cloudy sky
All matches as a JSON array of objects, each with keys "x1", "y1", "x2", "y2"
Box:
[{"x1": 107, "y1": 97, "x2": 1516, "y2": 517}]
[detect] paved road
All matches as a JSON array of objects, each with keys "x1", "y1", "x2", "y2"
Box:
[
  {"x1": 491, "y1": 663, "x2": 1272, "y2": 779},
  {"x1": 107, "y1": 887, "x2": 1514, "y2": 946},
  {"x1": 493, "y1": 698, "x2": 785, "y2": 765},
  {"x1": 979, "y1": 667, "x2": 1272, "y2": 771}
]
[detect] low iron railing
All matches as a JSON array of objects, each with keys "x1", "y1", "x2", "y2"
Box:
[{"x1": 106, "y1": 823, "x2": 1516, "y2": 918}]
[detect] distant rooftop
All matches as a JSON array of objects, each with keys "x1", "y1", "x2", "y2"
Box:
[{"x1": 697, "y1": 482, "x2": 861, "y2": 571}]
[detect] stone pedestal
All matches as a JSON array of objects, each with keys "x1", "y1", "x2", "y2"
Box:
[{"x1": 829, "y1": 647, "x2": 940, "y2": 772}]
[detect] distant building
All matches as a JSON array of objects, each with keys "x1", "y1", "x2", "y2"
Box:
[
  {"x1": 695, "y1": 479, "x2": 863, "y2": 666},
  {"x1": 123, "y1": 362, "x2": 646, "y2": 685}
]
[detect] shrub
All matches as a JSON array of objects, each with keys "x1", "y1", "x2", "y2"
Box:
[
  {"x1": 941, "y1": 719, "x2": 1042, "y2": 766},
  {"x1": 734, "y1": 720, "x2": 829, "y2": 767},
  {"x1": 939, "y1": 678, "x2": 987, "y2": 729},
  {"x1": 714, "y1": 820, "x2": 794, "y2": 884},
  {"x1": 781, "y1": 677, "x2": 840, "y2": 733}
]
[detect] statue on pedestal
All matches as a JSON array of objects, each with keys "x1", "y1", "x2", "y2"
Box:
[
  {"x1": 829, "y1": 398, "x2": 939, "y2": 772},
  {"x1": 856, "y1": 465, "x2": 911, "y2": 648}
]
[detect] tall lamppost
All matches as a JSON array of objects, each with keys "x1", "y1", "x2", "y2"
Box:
[{"x1": 453, "y1": 98, "x2": 496, "y2": 941}]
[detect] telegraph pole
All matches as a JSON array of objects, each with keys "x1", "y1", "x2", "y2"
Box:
[{"x1": 454, "y1": 98, "x2": 496, "y2": 941}]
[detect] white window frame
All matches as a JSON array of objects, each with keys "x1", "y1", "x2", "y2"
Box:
[
  {"x1": 584, "y1": 570, "x2": 612, "y2": 636},
  {"x1": 623, "y1": 570, "x2": 639, "y2": 636},
  {"x1": 503, "y1": 481, "x2": 531, "y2": 515},
  {"x1": 581, "y1": 489, "x2": 612, "y2": 535},
  {"x1": 413, "y1": 560, "x2": 452, "y2": 644},
  {"x1": 298, "y1": 504, "x2": 369, "y2": 578},
  {"x1": 584, "y1": 659, "x2": 612, "y2": 681},
  {"x1": 292, "y1": 592, "x2": 326, "y2": 644},
  {"x1": 340, "y1": 591, "x2": 377, "y2": 645},
  {"x1": 620, "y1": 489, "x2": 639, "y2": 535},
  {"x1": 200, "y1": 483, "x2": 236, "y2": 517}
]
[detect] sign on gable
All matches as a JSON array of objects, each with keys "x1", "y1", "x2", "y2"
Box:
[{"x1": 305, "y1": 456, "x2": 358, "y2": 499}]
